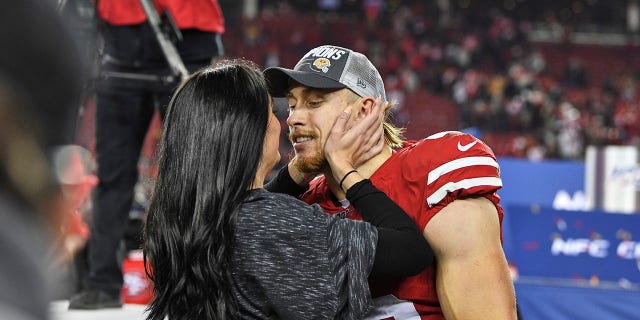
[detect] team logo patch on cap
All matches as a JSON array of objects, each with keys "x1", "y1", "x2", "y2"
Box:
[{"x1": 311, "y1": 58, "x2": 331, "y2": 73}]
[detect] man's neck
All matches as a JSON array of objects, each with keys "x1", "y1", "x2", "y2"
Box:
[{"x1": 324, "y1": 145, "x2": 393, "y2": 200}]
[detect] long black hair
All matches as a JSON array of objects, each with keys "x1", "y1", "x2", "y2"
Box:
[{"x1": 144, "y1": 59, "x2": 271, "y2": 320}]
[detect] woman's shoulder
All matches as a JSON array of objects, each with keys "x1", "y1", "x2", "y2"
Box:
[
  {"x1": 241, "y1": 189, "x2": 324, "y2": 222},
  {"x1": 236, "y1": 190, "x2": 333, "y2": 247},
  {"x1": 246, "y1": 188, "x2": 312, "y2": 208}
]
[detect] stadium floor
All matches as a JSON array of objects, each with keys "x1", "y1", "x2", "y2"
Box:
[{"x1": 50, "y1": 300, "x2": 147, "y2": 320}]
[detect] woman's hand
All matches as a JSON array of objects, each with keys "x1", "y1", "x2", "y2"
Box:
[{"x1": 324, "y1": 96, "x2": 385, "y2": 181}]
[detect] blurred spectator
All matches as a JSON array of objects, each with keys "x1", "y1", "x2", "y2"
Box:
[
  {"x1": 51, "y1": 145, "x2": 97, "y2": 266},
  {"x1": 628, "y1": 0, "x2": 640, "y2": 41},
  {"x1": 0, "y1": 0, "x2": 84, "y2": 319},
  {"x1": 564, "y1": 57, "x2": 588, "y2": 88},
  {"x1": 48, "y1": 145, "x2": 97, "y2": 301}
]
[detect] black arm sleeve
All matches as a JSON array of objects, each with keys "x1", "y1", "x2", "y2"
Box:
[
  {"x1": 346, "y1": 180, "x2": 434, "y2": 277},
  {"x1": 264, "y1": 165, "x2": 308, "y2": 198}
]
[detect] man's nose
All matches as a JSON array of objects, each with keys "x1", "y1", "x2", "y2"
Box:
[{"x1": 286, "y1": 106, "x2": 306, "y2": 127}]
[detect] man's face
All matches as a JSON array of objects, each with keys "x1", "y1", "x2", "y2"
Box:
[{"x1": 285, "y1": 83, "x2": 355, "y2": 173}]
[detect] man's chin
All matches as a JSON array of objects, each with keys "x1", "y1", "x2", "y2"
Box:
[{"x1": 293, "y1": 155, "x2": 325, "y2": 173}]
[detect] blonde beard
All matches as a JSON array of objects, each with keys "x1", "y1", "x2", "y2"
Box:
[{"x1": 294, "y1": 151, "x2": 327, "y2": 173}]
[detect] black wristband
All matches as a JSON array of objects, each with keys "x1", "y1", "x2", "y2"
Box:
[{"x1": 339, "y1": 169, "x2": 358, "y2": 190}]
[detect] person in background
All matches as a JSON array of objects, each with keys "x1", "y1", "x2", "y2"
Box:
[
  {"x1": 69, "y1": 0, "x2": 225, "y2": 309},
  {"x1": 0, "y1": 0, "x2": 84, "y2": 319},
  {"x1": 45, "y1": 145, "x2": 98, "y2": 301},
  {"x1": 51, "y1": 145, "x2": 97, "y2": 267},
  {"x1": 264, "y1": 44, "x2": 517, "y2": 319},
  {"x1": 144, "y1": 59, "x2": 433, "y2": 319}
]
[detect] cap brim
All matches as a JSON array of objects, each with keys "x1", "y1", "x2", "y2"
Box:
[{"x1": 264, "y1": 67, "x2": 346, "y2": 97}]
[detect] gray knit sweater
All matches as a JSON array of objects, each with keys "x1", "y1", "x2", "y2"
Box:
[{"x1": 232, "y1": 188, "x2": 377, "y2": 319}]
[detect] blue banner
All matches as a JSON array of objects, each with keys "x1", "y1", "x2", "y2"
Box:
[
  {"x1": 504, "y1": 205, "x2": 640, "y2": 287},
  {"x1": 498, "y1": 157, "x2": 586, "y2": 210}
]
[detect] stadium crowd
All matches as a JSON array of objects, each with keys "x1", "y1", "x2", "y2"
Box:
[{"x1": 219, "y1": 0, "x2": 640, "y2": 161}]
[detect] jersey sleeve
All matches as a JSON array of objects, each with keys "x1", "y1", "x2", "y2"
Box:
[
  {"x1": 416, "y1": 131, "x2": 503, "y2": 228},
  {"x1": 233, "y1": 192, "x2": 376, "y2": 319}
]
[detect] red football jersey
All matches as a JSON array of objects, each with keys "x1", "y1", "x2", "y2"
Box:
[{"x1": 301, "y1": 131, "x2": 504, "y2": 319}]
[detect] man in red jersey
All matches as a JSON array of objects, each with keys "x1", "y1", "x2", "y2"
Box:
[
  {"x1": 69, "y1": 0, "x2": 224, "y2": 309},
  {"x1": 264, "y1": 45, "x2": 517, "y2": 319}
]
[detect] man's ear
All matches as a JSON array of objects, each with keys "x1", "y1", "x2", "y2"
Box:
[{"x1": 356, "y1": 97, "x2": 376, "y2": 119}]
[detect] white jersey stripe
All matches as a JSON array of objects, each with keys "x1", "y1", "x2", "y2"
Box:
[
  {"x1": 427, "y1": 177, "x2": 503, "y2": 207},
  {"x1": 425, "y1": 131, "x2": 457, "y2": 140},
  {"x1": 427, "y1": 156, "x2": 500, "y2": 185}
]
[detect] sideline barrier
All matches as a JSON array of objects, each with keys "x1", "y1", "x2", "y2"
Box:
[
  {"x1": 503, "y1": 205, "x2": 640, "y2": 319},
  {"x1": 514, "y1": 281, "x2": 640, "y2": 320}
]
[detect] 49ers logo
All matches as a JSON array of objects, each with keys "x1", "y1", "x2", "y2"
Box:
[{"x1": 311, "y1": 58, "x2": 331, "y2": 73}]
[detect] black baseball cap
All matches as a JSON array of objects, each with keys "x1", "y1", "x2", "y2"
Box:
[{"x1": 264, "y1": 45, "x2": 387, "y2": 101}]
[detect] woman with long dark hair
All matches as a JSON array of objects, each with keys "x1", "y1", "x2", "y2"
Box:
[{"x1": 144, "y1": 59, "x2": 433, "y2": 319}]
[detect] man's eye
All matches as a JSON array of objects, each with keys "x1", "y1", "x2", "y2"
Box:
[{"x1": 308, "y1": 101, "x2": 322, "y2": 107}]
